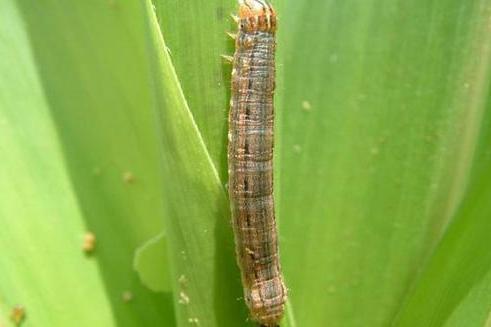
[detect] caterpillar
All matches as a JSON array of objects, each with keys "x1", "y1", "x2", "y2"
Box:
[{"x1": 227, "y1": 0, "x2": 287, "y2": 325}]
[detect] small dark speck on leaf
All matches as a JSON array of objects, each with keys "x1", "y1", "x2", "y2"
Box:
[
  {"x1": 10, "y1": 305, "x2": 25, "y2": 326},
  {"x1": 122, "y1": 291, "x2": 133, "y2": 303},
  {"x1": 83, "y1": 232, "x2": 96, "y2": 254},
  {"x1": 122, "y1": 171, "x2": 135, "y2": 184}
]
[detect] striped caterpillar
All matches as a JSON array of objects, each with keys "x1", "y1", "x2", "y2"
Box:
[{"x1": 227, "y1": 0, "x2": 287, "y2": 325}]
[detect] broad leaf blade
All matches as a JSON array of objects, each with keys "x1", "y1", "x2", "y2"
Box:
[
  {"x1": 0, "y1": 1, "x2": 114, "y2": 325},
  {"x1": 154, "y1": 0, "x2": 235, "y2": 180},
  {"x1": 393, "y1": 68, "x2": 491, "y2": 326},
  {"x1": 2, "y1": 0, "x2": 175, "y2": 325},
  {"x1": 141, "y1": 1, "x2": 247, "y2": 325},
  {"x1": 393, "y1": 159, "x2": 491, "y2": 327},
  {"x1": 276, "y1": 0, "x2": 491, "y2": 326}
]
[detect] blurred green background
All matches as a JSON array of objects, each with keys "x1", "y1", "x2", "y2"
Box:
[{"x1": 1, "y1": 0, "x2": 490, "y2": 326}]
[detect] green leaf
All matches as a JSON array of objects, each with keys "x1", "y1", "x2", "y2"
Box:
[
  {"x1": 0, "y1": 2, "x2": 115, "y2": 325},
  {"x1": 393, "y1": 76, "x2": 491, "y2": 326},
  {"x1": 140, "y1": 0, "x2": 247, "y2": 325},
  {"x1": 134, "y1": 233, "x2": 171, "y2": 292},
  {"x1": 276, "y1": 1, "x2": 491, "y2": 325},
  {"x1": 393, "y1": 153, "x2": 491, "y2": 326},
  {"x1": 443, "y1": 269, "x2": 491, "y2": 327},
  {"x1": 1, "y1": 0, "x2": 175, "y2": 325},
  {"x1": 153, "y1": 0, "x2": 234, "y2": 180}
]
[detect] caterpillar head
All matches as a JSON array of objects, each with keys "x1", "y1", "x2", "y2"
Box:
[{"x1": 238, "y1": 0, "x2": 277, "y2": 33}]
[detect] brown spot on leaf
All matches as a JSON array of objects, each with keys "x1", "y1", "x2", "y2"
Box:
[
  {"x1": 82, "y1": 232, "x2": 96, "y2": 253},
  {"x1": 10, "y1": 305, "x2": 25, "y2": 326}
]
